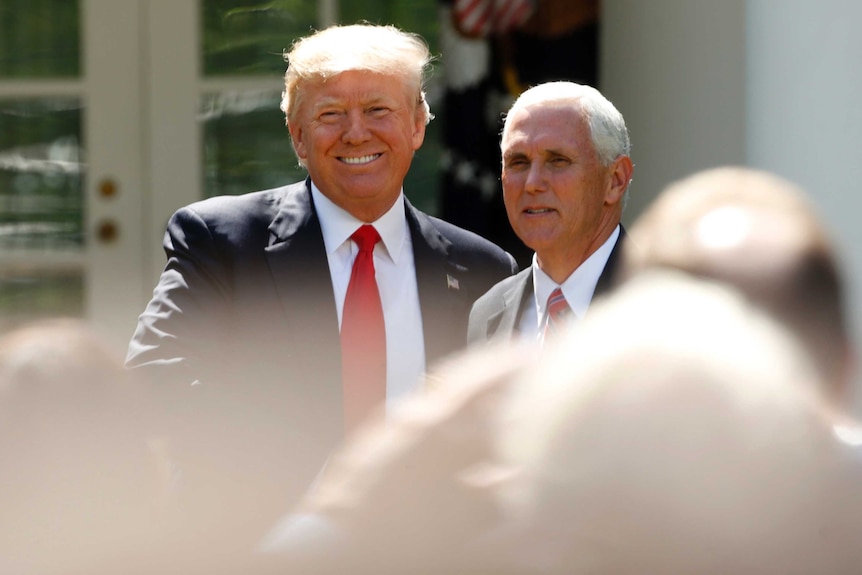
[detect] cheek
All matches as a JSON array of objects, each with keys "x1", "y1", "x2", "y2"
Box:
[
  {"x1": 502, "y1": 187, "x2": 524, "y2": 224},
  {"x1": 501, "y1": 173, "x2": 522, "y2": 194},
  {"x1": 501, "y1": 181, "x2": 519, "y2": 208}
]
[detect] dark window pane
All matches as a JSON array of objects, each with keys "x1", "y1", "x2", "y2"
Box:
[
  {"x1": 339, "y1": 0, "x2": 440, "y2": 55},
  {"x1": 201, "y1": 90, "x2": 305, "y2": 197},
  {"x1": 338, "y1": 0, "x2": 442, "y2": 214},
  {"x1": 0, "y1": 98, "x2": 84, "y2": 250},
  {"x1": 201, "y1": 0, "x2": 317, "y2": 76},
  {"x1": 0, "y1": 0, "x2": 80, "y2": 78},
  {"x1": 0, "y1": 268, "x2": 84, "y2": 333}
]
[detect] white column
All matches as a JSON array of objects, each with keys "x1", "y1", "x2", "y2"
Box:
[
  {"x1": 601, "y1": 0, "x2": 746, "y2": 221},
  {"x1": 146, "y1": 0, "x2": 201, "y2": 287},
  {"x1": 83, "y1": 0, "x2": 147, "y2": 356},
  {"x1": 746, "y1": 0, "x2": 862, "y2": 347}
]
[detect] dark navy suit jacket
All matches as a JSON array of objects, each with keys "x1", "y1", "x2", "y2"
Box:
[{"x1": 126, "y1": 179, "x2": 516, "y2": 533}]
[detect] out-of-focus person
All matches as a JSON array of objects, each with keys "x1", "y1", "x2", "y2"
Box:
[
  {"x1": 495, "y1": 271, "x2": 862, "y2": 575},
  {"x1": 0, "y1": 319, "x2": 168, "y2": 573},
  {"x1": 257, "y1": 338, "x2": 529, "y2": 574},
  {"x1": 619, "y1": 166, "x2": 855, "y2": 408}
]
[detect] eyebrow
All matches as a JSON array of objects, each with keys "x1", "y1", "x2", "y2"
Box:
[
  {"x1": 503, "y1": 148, "x2": 571, "y2": 160},
  {"x1": 312, "y1": 97, "x2": 344, "y2": 110},
  {"x1": 502, "y1": 150, "x2": 528, "y2": 162},
  {"x1": 313, "y1": 93, "x2": 394, "y2": 109}
]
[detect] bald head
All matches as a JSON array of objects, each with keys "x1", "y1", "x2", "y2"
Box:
[
  {"x1": 622, "y1": 167, "x2": 852, "y2": 404},
  {"x1": 497, "y1": 272, "x2": 862, "y2": 575}
]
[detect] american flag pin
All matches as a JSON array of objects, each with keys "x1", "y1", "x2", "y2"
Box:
[{"x1": 447, "y1": 274, "x2": 460, "y2": 290}]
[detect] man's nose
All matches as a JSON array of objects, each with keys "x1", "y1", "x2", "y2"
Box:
[
  {"x1": 524, "y1": 163, "x2": 546, "y2": 194},
  {"x1": 341, "y1": 110, "x2": 371, "y2": 144}
]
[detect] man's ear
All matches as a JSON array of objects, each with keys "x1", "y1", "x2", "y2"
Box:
[
  {"x1": 411, "y1": 111, "x2": 427, "y2": 151},
  {"x1": 288, "y1": 122, "x2": 307, "y2": 160},
  {"x1": 606, "y1": 155, "x2": 634, "y2": 205}
]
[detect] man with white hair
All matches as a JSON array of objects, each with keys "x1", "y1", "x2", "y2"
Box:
[{"x1": 468, "y1": 81, "x2": 633, "y2": 345}]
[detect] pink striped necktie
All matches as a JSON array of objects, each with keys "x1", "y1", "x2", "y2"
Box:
[{"x1": 543, "y1": 287, "x2": 572, "y2": 338}]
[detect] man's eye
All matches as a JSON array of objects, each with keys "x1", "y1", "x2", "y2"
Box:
[
  {"x1": 368, "y1": 106, "x2": 389, "y2": 116},
  {"x1": 549, "y1": 157, "x2": 571, "y2": 166},
  {"x1": 319, "y1": 111, "x2": 342, "y2": 121}
]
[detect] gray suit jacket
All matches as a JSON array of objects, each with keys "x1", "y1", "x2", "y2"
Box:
[{"x1": 467, "y1": 227, "x2": 627, "y2": 344}]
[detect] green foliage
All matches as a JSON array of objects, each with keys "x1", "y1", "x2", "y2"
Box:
[
  {"x1": 202, "y1": 91, "x2": 305, "y2": 197},
  {"x1": 202, "y1": 0, "x2": 317, "y2": 76},
  {"x1": 200, "y1": 0, "x2": 442, "y2": 211},
  {"x1": 0, "y1": 0, "x2": 80, "y2": 78}
]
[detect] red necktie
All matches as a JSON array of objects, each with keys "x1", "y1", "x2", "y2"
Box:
[
  {"x1": 340, "y1": 225, "x2": 386, "y2": 433},
  {"x1": 543, "y1": 287, "x2": 572, "y2": 339}
]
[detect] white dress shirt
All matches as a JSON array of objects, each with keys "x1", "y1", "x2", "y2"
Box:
[
  {"x1": 518, "y1": 225, "x2": 621, "y2": 343},
  {"x1": 311, "y1": 184, "x2": 426, "y2": 406}
]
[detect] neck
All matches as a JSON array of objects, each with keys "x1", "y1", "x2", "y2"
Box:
[{"x1": 537, "y1": 224, "x2": 618, "y2": 284}]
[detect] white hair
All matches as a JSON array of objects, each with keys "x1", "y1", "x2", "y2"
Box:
[{"x1": 503, "y1": 81, "x2": 631, "y2": 166}]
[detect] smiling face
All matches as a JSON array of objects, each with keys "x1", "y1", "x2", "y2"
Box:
[
  {"x1": 501, "y1": 101, "x2": 631, "y2": 282},
  {"x1": 288, "y1": 70, "x2": 427, "y2": 222}
]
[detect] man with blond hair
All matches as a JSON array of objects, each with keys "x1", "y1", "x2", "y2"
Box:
[{"x1": 126, "y1": 23, "x2": 516, "y2": 536}]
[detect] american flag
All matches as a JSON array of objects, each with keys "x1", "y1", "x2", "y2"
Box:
[{"x1": 453, "y1": 0, "x2": 535, "y2": 37}]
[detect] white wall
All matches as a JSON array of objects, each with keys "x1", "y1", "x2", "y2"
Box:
[
  {"x1": 603, "y1": 0, "x2": 862, "y2": 409},
  {"x1": 746, "y1": 0, "x2": 862, "y2": 348},
  {"x1": 601, "y1": 0, "x2": 747, "y2": 222}
]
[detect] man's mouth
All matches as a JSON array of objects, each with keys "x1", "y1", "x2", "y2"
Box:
[
  {"x1": 524, "y1": 208, "x2": 554, "y2": 214},
  {"x1": 340, "y1": 154, "x2": 381, "y2": 165}
]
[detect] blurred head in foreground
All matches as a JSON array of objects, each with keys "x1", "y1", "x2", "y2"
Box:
[
  {"x1": 497, "y1": 271, "x2": 862, "y2": 575},
  {"x1": 259, "y1": 339, "x2": 531, "y2": 574},
  {"x1": 0, "y1": 319, "x2": 169, "y2": 572},
  {"x1": 620, "y1": 166, "x2": 854, "y2": 406}
]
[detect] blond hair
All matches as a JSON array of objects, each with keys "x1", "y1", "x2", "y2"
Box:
[{"x1": 281, "y1": 23, "x2": 433, "y2": 127}]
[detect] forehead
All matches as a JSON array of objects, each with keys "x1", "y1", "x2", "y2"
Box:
[
  {"x1": 502, "y1": 103, "x2": 590, "y2": 153},
  {"x1": 305, "y1": 70, "x2": 412, "y2": 106}
]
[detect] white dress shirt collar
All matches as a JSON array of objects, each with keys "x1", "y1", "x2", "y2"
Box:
[
  {"x1": 310, "y1": 182, "x2": 408, "y2": 263},
  {"x1": 532, "y1": 224, "x2": 621, "y2": 323},
  {"x1": 310, "y1": 182, "x2": 426, "y2": 405}
]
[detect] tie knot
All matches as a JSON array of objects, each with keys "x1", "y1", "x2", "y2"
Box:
[
  {"x1": 352, "y1": 225, "x2": 381, "y2": 252},
  {"x1": 546, "y1": 288, "x2": 571, "y2": 323}
]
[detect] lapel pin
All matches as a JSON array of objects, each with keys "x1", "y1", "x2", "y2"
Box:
[{"x1": 447, "y1": 274, "x2": 460, "y2": 291}]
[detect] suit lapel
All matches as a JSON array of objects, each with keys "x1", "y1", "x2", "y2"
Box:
[
  {"x1": 405, "y1": 201, "x2": 469, "y2": 363},
  {"x1": 486, "y1": 268, "x2": 532, "y2": 340},
  {"x1": 594, "y1": 225, "x2": 627, "y2": 299},
  {"x1": 264, "y1": 180, "x2": 337, "y2": 330},
  {"x1": 263, "y1": 181, "x2": 342, "y2": 434}
]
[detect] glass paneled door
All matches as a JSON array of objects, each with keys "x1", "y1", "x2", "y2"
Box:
[
  {"x1": 148, "y1": 0, "x2": 443, "y2": 286},
  {"x1": 0, "y1": 0, "x2": 146, "y2": 356},
  {"x1": 0, "y1": 0, "x2": 442, "y2": 358}
]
